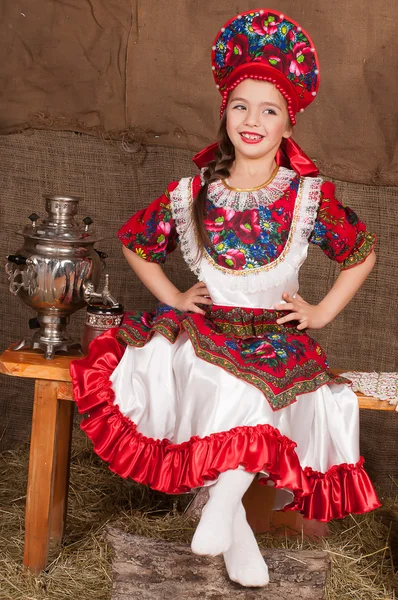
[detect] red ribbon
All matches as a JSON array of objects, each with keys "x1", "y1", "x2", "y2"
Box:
[
  {"x1": 276, "y1": 138, "x2": 319, "y2": 177},
  {"x1": 192, "y1": 138, "x2": 319, "y2": 177}
]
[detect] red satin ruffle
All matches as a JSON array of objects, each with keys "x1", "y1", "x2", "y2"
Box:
[
  {"x1": 70, "y1": 328, "x2": 381, "y2": 521},
  {"x1": 292, "y1": 458, "x2": 380, "y2": 521}
]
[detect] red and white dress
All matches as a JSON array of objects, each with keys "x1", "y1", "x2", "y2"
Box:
[{"x1": 71, "y1": 167, "x2": 380, "y2": 521}]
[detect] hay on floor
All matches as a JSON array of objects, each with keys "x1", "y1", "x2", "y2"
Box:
[{"x1": 0, "y1": 425, "x2": 397, "y2": 600}]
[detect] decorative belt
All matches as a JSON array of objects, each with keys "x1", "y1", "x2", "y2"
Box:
[{"x1": 206, "y1": 304, "x2": 298, "y2": 338}]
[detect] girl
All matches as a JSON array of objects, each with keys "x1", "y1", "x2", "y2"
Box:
[{"x1": 71, "y1": 9, "x2": 380, "y2": 588}]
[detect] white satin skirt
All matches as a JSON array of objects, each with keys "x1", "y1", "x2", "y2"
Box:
[{"x1": 110, "y1": 331, "x2": 360, "y2": 500}]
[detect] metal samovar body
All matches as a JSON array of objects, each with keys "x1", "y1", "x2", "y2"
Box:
[{"x1": 6, "y1": 195, "x2": 114, "y2": 359}]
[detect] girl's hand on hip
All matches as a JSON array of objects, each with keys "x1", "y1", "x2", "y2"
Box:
[
  {"x1": 171, "y1": 282, "x2": 212, "y2": 315},
  {"x1": 275, "y1": 292, "x2": 331, "y2": 330}
]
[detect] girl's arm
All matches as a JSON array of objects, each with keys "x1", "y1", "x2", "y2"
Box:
[
  {"x1": 122, "y1": 245, "x2": 211, "y2": 315},
  {"x1": 275, "y1": 250, "x2": 376, "y2": 330}
]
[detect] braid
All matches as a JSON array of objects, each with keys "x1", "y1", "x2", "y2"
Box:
[{"x1": 192, "y1": 114, "x2": 235, "y2": 253}]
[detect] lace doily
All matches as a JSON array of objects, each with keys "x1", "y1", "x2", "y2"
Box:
[
  {"x1": 342, "y1": 372, "x2": 398, "y2": 411},
  {"x1": 205, "y1": 166, "x2": 297, "y2": 211}
]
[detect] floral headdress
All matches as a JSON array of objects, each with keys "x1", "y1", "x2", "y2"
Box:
[
  {"x1": 212, "y1": 9, "x2": 320, "y2": 123},
  {"x1": 193, "y1": 9, "x2": 320, "y2": 176}
]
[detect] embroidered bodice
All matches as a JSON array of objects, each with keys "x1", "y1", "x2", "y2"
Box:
[{"x1": 171, "y1": 168, "x2": 322, "y2": 308}]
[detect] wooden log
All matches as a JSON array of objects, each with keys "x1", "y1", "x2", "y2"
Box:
[{"x1": 106, "y1": 527, "x2": 329, "y2": 599}]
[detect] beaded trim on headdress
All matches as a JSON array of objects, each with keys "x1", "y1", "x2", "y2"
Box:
[{"x1": 211, "y1": 9, "x2": 320, "y2": 124}]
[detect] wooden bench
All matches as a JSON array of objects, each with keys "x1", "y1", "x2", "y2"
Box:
[{"x1": 0, "y1": 344, "x2": 395, "y2": 572}]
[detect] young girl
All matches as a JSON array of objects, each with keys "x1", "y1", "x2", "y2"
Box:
[{"x1": 71, "y1": 9, "x2": 380, "y2": 588}]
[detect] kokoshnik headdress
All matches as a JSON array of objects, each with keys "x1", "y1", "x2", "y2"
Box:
[{"x1": 193, "y1": 9, "x2": 320, "y2": 176}]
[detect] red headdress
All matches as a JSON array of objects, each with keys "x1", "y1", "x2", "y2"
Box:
[{"x1": 193, "y1": 9, "x2": 320, "y2": 176}]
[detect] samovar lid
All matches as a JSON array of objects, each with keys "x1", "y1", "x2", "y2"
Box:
[{"x1": 19, "y1": 195, "x2": 101, "y2": 243}]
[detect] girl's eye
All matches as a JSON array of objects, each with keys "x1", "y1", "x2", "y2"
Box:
[
  {"x1": 263, "y1": 109, "x2": 277, "y2": 115},
  {"x1": 232, "y1": 104, "x2": 246, "y2": 110}
]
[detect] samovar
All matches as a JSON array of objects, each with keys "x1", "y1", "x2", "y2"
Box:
[{"x1": 6, "y1": 195, "x2": 117, "y2": 359}]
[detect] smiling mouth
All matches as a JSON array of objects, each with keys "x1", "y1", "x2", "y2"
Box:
[{"x1": 240, "y1": 132, "x2": 264, "y2": 142}]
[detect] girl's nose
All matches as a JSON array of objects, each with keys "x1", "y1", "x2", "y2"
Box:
[{"x1": 244, "y1": 112, "x2": 260, "y2": 128}]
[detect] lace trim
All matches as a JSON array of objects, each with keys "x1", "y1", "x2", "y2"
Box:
[
  {"x1": 170, "y1": 175, "x2": 323, "y2": 291},
  {"x1": 341, "y1": 371, "x2": 398, "y2": 409},
  {"x1": 301, "y1": 176, "x2": 323, "y2": 241},
  {"x1": 170, "y1": 177, "x2": 201, "y2": 275},
  {"x1": 206, "y1": 166, "x2": 297, "y2": 211}
]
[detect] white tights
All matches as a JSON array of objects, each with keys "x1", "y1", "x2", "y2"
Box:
[{"x1": 191, "y1": 469, "x2": 269, "y2": 587}]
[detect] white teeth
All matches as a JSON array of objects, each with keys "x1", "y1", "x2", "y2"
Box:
[{"x1": 241, "y1": 133, "x2": 263, "y2": 140}]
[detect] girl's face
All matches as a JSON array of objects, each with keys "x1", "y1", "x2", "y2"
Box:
[{"x1": 226, "y1": 79, "x2": 292, "y2": 162}]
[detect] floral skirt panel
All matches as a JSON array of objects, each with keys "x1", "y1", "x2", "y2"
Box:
[{"x1": 117, "y1": 304, "x2": 349, "y2": 411}]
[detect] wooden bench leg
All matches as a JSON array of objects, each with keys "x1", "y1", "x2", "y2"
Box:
[
  {"x1": 50, "y1": 400, "x2": 74, "y2": 542},
  {"x1": 243, "y1": 479, "x2": 328, "y2": 538},
  {"x1": 24, "y1": 380, "x2": 60, "y2": 572}
]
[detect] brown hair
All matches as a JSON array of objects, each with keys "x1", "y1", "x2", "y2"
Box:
[{"x1": 192, "y1": 113, "x2": 235, "y2": 252}]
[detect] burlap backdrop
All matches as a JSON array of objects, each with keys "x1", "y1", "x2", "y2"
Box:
[
  {"x1": 0, "y1": 0, "x2": 397, "y2": 185},
  {"x1": 0, "y1": 130, "x2": 396, "y2": 493}
]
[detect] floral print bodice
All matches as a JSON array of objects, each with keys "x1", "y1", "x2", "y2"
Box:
[
  {"x1": 118, "y1": 169, "x2": 376, "y2": 281},
  {"x1": 202, "y1": 175, "x2": 299, "y2": 272}
]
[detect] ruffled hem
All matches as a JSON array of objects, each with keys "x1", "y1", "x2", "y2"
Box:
[
  {"x1": 284, "y1": 457, "x2": 380, "y2": 521},
  {"x1": 70, "y1": 329, "x2": 381, "y2": 522}
]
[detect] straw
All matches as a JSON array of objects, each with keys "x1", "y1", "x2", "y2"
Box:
[{"x1": 0, "y1": 424, "x2": 396, "y2": 600}]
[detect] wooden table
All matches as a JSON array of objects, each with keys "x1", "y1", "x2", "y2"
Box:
[{"x1": 0, "y1": 345, "x2": 395, "y2": 572}]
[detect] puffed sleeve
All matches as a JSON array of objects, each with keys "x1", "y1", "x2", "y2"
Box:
[
  {"x1": 118, "y1": 181, "x2": 180, "y2": 264},
  {"x1": 309, "y1": 181, "x2": 376, "y2": 270}
]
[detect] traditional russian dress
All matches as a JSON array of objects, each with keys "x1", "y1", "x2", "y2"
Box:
[{"x1": 71, "y1": 167, "x2": 380, "y2": 521}]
